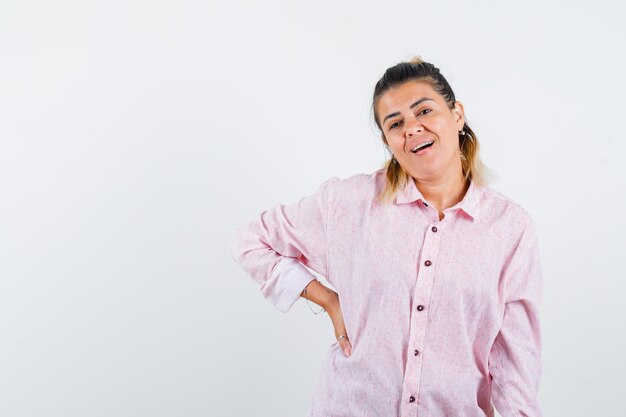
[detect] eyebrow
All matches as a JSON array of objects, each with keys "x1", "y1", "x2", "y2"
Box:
[{"x1": 382, "y1": 97, "x2": 435, "y2": 125}]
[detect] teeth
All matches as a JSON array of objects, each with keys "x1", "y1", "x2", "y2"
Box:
[{"x1": 412, "y1": 141, "x2": 433, "y2": 152}]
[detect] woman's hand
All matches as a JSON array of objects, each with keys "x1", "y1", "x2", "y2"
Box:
[
  {"x1": 301, "y1": 279, "x2": 352, "y2": 357},
  {"x1": 326, "y1": 300, "x2": 352, "y2": 357}
]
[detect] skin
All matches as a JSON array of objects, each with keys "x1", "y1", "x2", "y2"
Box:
[
  {"x1": 303, "y1": 80, "x2": 470, "y2": 357},
  {"x1": 300, "y1": 280, "x2": 351, "y2": 356},
  {"x1": 376, "y1": 80, "x2": 468, "y2": 221}
]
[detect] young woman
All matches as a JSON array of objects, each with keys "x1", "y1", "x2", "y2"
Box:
[{"x1": 231, "y1": 56, "x2": 544, "y2": 417}]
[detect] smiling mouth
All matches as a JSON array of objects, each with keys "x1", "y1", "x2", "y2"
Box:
[{"x1": 411, "y1": 141, "x2": 434, "y2": 153}]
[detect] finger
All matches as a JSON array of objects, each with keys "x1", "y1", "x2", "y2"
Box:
[{"x1": 338, "y1": 337, "x2": 352, "y2": 357}]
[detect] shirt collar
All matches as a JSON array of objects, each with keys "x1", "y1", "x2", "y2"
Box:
[{"x1": 394, "y1": 177, "x2": 481, "y2": 220}]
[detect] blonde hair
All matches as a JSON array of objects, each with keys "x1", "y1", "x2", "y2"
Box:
[{"x1": 372, "y1": 56, "x2": 496, "y2": 205}]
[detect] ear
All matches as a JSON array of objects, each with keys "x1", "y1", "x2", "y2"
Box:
[{"x1": 452, "y1": 101, "x2": 465, "y2": 131}]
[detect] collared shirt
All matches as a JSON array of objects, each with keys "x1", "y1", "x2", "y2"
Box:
[{"x1": 230, "y1": 167, "x2": 543, "y2": 417}]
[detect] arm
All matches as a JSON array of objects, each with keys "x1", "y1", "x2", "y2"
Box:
[
  {"x1": 300, "y1": 278, "x2": 340, "y2": 312},
  {"x1": 230, "y1": 177, "x2": 338, "y2": 313},
  {"x1": 489, "y1": 225, "x2": 544, "y2": 417},
  {"x1": 301, "y1": 279, "x2": 351, "y2": 357}
]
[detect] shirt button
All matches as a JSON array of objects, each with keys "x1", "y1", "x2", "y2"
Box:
[
  {"x1": 409, "y1": 396, "x2": 416, "y2": 403},
  {"x1": 431, "y1": 226, "x2": 438, "y2": 232},
  {"x1": 424, "y1": 260, "x2": 432, "y2": 266},
  {"x1": 416, "y1": 305, "x2": 425, "y2": 311},
  {"x1": 414, "y1": 349, "x2": 420, "y2": 356}
]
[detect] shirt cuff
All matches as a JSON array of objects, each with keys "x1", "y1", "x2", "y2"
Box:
[{"x1": 260, "y1": 257, "x2": 317, "y2": 313}]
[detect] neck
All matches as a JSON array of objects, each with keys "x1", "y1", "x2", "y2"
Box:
[{"x1": 413, "y1": 171, "x2": 469, "y2": 214}]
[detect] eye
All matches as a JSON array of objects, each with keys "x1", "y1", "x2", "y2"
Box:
[
  {"x1": 389, "y1": 120, "x2": 402, "y2": 130},
  {"x1": 418, "y1": 108, "x2": 432, "y2": 115}
]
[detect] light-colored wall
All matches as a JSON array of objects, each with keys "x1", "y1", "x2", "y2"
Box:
[{"x1": 1, "y1": 0, "x2": 624, "y2": 416}]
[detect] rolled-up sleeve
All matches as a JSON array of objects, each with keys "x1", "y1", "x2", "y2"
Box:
[
  {"x1": 230, "y1": 177, "x2": 337, "y2": 313},
  {"x1": 489, "y1": 223, "x2": 544, "y2": 417}
]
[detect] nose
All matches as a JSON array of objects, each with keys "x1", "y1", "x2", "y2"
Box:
[{"x1": 405, "y1": 119, "x2": 423, "y2": 137}]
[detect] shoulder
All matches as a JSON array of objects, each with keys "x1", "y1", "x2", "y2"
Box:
[
  {"x1": 318, "y1": 168, "x2": 386, "y2": 215},
  {"x1": 323, "y1": 168, "x2": 385, "y2": 197},
  {"x1": 477, "y1": 185, "x2": 538, "y2": 242}
]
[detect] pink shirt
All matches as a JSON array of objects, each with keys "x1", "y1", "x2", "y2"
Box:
[{"x1": 230, "y1": 168, "x2": 543, "y2": 417}]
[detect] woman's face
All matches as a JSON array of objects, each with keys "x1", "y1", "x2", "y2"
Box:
[{"x1": 376, "y1": 80, "x2": 466, "y2": 182}]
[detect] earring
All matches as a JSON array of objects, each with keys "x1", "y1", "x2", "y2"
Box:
[{"x1": 460, "y1": 122, "x2": 470, "y2": 136}]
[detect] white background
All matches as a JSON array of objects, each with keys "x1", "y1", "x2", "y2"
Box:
[{"x1": 1, "y1": 1, "x2": 624, "y2": 416}]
